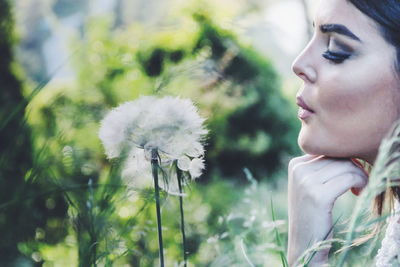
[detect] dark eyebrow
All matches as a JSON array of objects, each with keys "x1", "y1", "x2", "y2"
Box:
[{"x1": 319, "y1": 24, "x2": 362, "y2": 42}]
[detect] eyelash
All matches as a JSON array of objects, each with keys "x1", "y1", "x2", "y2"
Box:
[{"x1": 322, "y1": 50, "x2": 351, "y2": 64}]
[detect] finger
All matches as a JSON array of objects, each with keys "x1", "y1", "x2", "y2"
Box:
[
  {"x1": 322, "y1": 172, "x2": 368, "y2": 200},
  {"x1": 293, "y1": 154, "x2": 329, "y2": 169},
  {"x1": 302, "y1": 156, "x2": 341, "y2": 173},
  {"x1": 351, "y1": 187, "x2": 363, "y2": 196},
  {"x1": 313, "y1": 160, "x2": 365, "y2": 184},
  {"x1": 288, "y1": 154, "x2": 320, "y2": 170},
  {"x1": 292, "y1": 156, "x2": 343, "y2": 179},
  {"x1": 351, "y1": 180, "x2": 370, "y2": 196}
]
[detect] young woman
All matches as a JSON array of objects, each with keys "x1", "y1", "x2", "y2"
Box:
[{"x1": 287, "y1": 0, "x2": 400, "y2": 265}]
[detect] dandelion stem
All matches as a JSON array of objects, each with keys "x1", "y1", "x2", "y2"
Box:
[
  {"x1": 176, "y1": 166, "x2": 188, "y2": 267},
  {"x1": 151, "y1": 148, "x2": 164, "y2": 267}
]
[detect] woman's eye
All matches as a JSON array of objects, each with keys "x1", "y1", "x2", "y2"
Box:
[{"x1": 322, "y1": 50, "x2": 351, "y2": 64}]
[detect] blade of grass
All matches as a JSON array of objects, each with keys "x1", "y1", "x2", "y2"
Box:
[
  {"x1": 270, "y1": 197, "x2": 289, "y2": 267},
  {"x1": 303, "y1": 214, "x2": 342, "y2": 267},
  {"x1": 240, "y1": 238, "x2": 255, "y2": 267}
]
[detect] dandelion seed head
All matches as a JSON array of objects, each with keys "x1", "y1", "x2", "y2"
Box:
[
  {"x1": 98, "y1": 101, "x2": 142, "y2": 158},
  {"x1": 177, "y1": 156, "x2": 191, "y2": 171},
  {"x1": 99, "y1": 96, "x2": 207, "y2": 158},
  {"x1": 99, "y1": 95, "x2": 208, "y2": 183},
  {"x1": 189, "y1": 157, "x2": 205, "y2": 179},
  {"x1": 122, "y1": 149, "x2": 152, "y2": 180}
]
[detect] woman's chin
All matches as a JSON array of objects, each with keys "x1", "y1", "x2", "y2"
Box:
[
  {"x1": 298, "y1": 140, "x2": 321, "y2": 156},
  {"x1": 298, "y1": 133, "x2": 340, "y2": 157},
  {"x1": 298, "y1": 136, "x2": 356, "y2": 158},
  {"x1": 298, "y1": 131, "x2": 321, "y2": 155}
]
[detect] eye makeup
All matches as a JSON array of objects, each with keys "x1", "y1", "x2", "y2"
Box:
[
  {"x1": 331, "y1": 39, "x2": 354, "y2": 54},
  {"x1": 322, "y1": 38, "x2": 353, "y2": 64},
  {"x1": 322, "y1": 50, "x2": 351, "y2": 64}
]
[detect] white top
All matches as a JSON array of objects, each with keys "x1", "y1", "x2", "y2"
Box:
[{"x1": 375, "y1": 200, "x2": 400, "y2": 266}]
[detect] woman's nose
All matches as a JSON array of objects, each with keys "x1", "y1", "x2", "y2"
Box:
[{"x1": 291, "y1": 44, "x2": 317, "y2": 83}]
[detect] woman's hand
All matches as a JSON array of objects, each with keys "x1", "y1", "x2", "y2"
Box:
[{"x1": 287, "y1": 154, "x2": 368, "y2": 266}]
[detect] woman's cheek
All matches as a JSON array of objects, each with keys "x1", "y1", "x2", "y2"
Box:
[
  {"x1": 318, "y1": 68, "x2": 376, "y2": 118},
  {"x1": 318, "y1": 84, "x2": 361, "y2": 117}
]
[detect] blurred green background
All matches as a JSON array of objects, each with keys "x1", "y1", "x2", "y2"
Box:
[{"x1": 0, "y1": 0, "x2": 367, "y2": 266}]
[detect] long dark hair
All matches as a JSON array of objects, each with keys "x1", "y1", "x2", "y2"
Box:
[
  {"x1": 347, "y1": 0, "x2": 400, "y2": 245},
  {"x1": 349, "y1": 0, "x2": 400, "y2": 71}
]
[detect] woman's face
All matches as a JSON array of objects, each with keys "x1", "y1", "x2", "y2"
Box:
[{"x1": 292, "y1": 0, "x2": 400, "y2": 163}]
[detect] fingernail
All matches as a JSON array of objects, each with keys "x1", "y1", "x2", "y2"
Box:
[{"x1": 351, "y1": 187, "x2": 361, "y2": 196}]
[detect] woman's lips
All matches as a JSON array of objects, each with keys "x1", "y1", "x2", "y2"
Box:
[
  {"x1": 298, "y1": 107, "x2": 314, "y2": 119},
  {"x1": 296, "y1": 96, "x2": 315, "y2": 120}
]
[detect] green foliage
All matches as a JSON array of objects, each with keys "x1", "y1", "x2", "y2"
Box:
[
  {"x1": 9, "y1": 3, "x2": 301, "y2": 266},
  {"x1": 191, "y1": 14, "x2": 300, "y2": 179},
  {"x1": 191, "y1": 172, "x2": 288, "y2": 266},
  {"x1": 0, "y1": 0, "x2": 68, "y2": 265}
]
